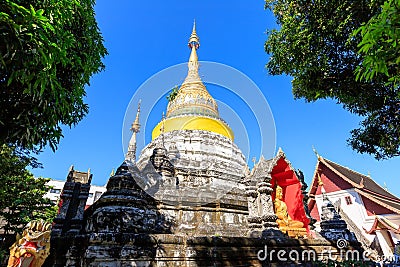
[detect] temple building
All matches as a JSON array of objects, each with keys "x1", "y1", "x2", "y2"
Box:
[
  {"x1": 39, "y1": 23, "x2": 365, "y2": 266},
  {"x1": 308, "y1": 154, "x2": 400, "y2": 259}
]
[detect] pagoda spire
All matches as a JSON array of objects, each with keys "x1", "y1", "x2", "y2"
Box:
[
  {"x1": 185, "y1": 20, "x2": 201, "y2": 85},
  {"x1": 126, "y1": 100, "x2": 141, "y2": 162},
  {"x1": 188, "y1": 19, "x2": 200, "y2": 49},
  {"x1": 165, "y1": 21, "x2": 220, "y2": 119},
  {"x1": 152, "y1": 21, "x2": 234, "y2": 141}
]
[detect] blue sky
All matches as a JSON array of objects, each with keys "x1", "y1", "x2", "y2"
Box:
[{"x1": 32, "y1": 0, "x2": 400, "y2": 197}]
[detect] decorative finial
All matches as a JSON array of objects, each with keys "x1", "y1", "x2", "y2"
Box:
[
  {"x1": 359, "y1": 177, "x2": 364, "y2": 188},
  {"x1": 188, "y1": 19, "x2": 200, "y2": 49},
  {"x1": 317, "y1": 172, "x2": 324, "y2": 186},
  {"x1": 312, "y1": 145, "x2": 321, "y2": 160},
  {"x1": 125, "y1": 100, "x2": 142, "y2": 162},
  {"x1": 383, "y1": 182, "x2": 388, "y2": 191},
  {"x1": 110, "y1": 168, "x2": 115, "y2": 177},
  {"x1": 130, "y1": 100, "x2": 141, "y2": 133}
]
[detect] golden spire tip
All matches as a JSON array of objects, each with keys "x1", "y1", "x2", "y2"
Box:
[{"x1": 188, "y1": 20, "x2": 200, "y2": 49}]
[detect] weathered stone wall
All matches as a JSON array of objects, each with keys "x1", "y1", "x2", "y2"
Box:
[
  {"x1": 58, "y1": 233, "x2": 362, "y2": 267},
  {"x1": 137, "y1": 130, "x2": 248, "y2": 185}
]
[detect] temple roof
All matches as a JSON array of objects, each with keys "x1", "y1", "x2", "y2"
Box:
[
  {"x1": 364, "y1": 215, "x2": 400, "y2": 234},
  {"x1": 246, "y1": 148, "x2": 300, "y2": 186},
  {"x1": 324, "y1": 159, "x2": 399, "y2": 200},
  {"x1": 308, "y1": 155, "x2": 400, "y2": 215}
]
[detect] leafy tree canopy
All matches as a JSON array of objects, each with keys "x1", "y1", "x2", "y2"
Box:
[
  {"x1": 0, "y1": 144, "x2": 57, "y2": 235},
  {"x1": 355, "y1": 0, "x2": 400, "y2": 85},
  {"x1": 0, "y1": 0, "x2": 107, "y2": 151},
  {"x1": 265, "y1": 0, "x2": 399, "y2": 159}
]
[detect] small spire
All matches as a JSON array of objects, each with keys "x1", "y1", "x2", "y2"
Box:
[
  {"x1": 110, "y1": 168, "x2": 115, "y2": 177},
  {"x1": 130, "y1": 100, "x2": 141, "y2": 133},
  {"x1": 125, "y1": 100, "x2": 142, "y2": 162},
  {"x1": 185, "y1": 20, "x2": 201, "y2": 82},
  {"x1": 188, "y1": 19, "x2": 200, "y2": 49},
  {"x1": 312, "y1": 145, "x2": 321, "y2": 160}
]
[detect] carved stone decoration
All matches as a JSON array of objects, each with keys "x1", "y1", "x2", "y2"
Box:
[
  {"x1": 48, "y1": 161, "x2": 178, "y2": 266},
  {"x1": 85, "y1": 161, "x2": 175, "y2": 235},
  {"x1": 150, "y1": 147, "x2": 175, "y2": 179},
  {"x1": 8, "y1": 220, "x2": 52, "y2": 267},
  {"x1": 245, "y1": 157, "x2": 284, "y2": 238},
  {"x1": 245, "y1": 185, "x2": 261, "y2": 229},
  {"x1": 258, "y1": 180, "x2": 278, "y2": 229},
  {"x1": 137, "y1": 130, "x2": 247, "y2": 187}
]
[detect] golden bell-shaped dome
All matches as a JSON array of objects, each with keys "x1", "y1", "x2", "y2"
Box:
[
  {"x1": 166, "y1": 22, "x2": 219, "y2": 119},
  {"x1": 152, "y1": 22, "x2": 234, "y2": 140}
]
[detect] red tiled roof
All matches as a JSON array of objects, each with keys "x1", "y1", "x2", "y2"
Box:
[
  {"x1": 324, "y1": 159, "x2": 399, "y2": 200},
  {"x1": 308, "y1": 156, "x2": 400, "y2": 215}
]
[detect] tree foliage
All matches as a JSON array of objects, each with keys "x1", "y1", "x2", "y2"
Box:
[
  {"x1": 166, "y1": 85, "x2": 180, "y2": 102},
  {"x1": 0, "y1": 144, "x2": 57, "y2": 235},
  {"x1": 265, "y1": 0, "x2": 400, "y2": 159},
  {"x1": 0, "y1": 0, "x2": 107, "y2": 151},
  {"x1": 355, "y1": 0, "x2": 400, "y2": 85}
]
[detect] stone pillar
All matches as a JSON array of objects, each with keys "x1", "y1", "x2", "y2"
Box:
[
  {"x1": 257, "y1": 175, "x2": 286, "y2": 240},
  {"x1": 68, "y1": 183, "x2": 91, "y2": 234},
  {"x1": 257, "y1": 180, "x2": 278, "y2": 229},
  {"x1": 245, "y1": 185, "x2": 262, "y2": 230}
]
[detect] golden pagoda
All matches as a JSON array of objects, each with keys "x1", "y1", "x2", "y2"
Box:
[{"x1": 152, "y1": 22, "x2": 234, "y2": 140}]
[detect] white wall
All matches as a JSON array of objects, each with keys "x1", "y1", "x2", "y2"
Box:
[{"x1": 44, "y1": 179, "x2": 107, "y2": 206}]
